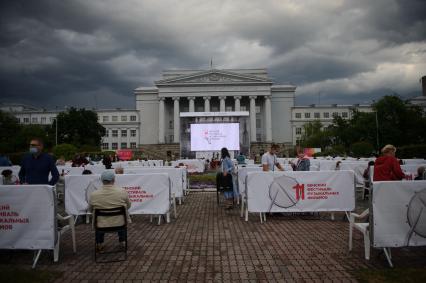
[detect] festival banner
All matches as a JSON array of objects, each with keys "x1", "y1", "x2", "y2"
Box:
[
  {"x1": 65, "y1": 174, "x2": 170, "y2": 215},
  {"x1": 0, "y1": 185, "x2": 56, "y2": 250},
  {"x1": 372, "y1": 181, "x2": 426, "y2": 247},
  {"x1": 124, "y1": 167, "x2": 185, "y2": 198},
  {"x1": 246, "y1": 170, "x2": 355, "y2": 213}
]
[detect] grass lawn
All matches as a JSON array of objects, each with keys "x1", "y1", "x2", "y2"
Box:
[
  {"x1": 0, "y1": 266, "x2": 63, "y2": 283},
  {"x1": 355, "y1": 268, "x2": 426, "y2": 283}
]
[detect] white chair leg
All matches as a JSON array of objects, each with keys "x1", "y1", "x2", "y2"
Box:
[
  {"x1": 364, "y1": 230, "x2": 370, "y2": 260},
  {"x1": 383, "y1": 248, "x2": 393, "y2": 267},
  {"x1": 69, "y1": 216, "x2": 76, "y2": 253},
  {"x1": 32, "y1": 250, "x2": 42, "y2": 268},
  {"x1": 330, "y1": 212, "x2": 335, "y2": 221},
  {"x1": 166, "y1": 212, "x2": 170, "y2": 223},
  {"x1": 348, "y1": 216, "x2": 354, "y2": 251},
  {"x1": 263, "y1": 213, "x2": 266, "y2": 223},
  {"x1": 150, "y1": 215, "x2": 153, "y2": 223},
  {"x1": 259, "y1": 213, "x2": 263, "y2": 223},
  {"x1": 245, "y1": 207, "x2": 248, "y2": 222},
  {"x1": 85, "y1": 213, "x2": 90, "y2": 224},
  {"x1": 157, "y1": 215, "x2": 161, "y2": 225},
  {"x1": 54, "y1": 233, "x2": 60, "y2": 262},
  {"x1": 240, "y1": 197, "x2": 244, "y2": 218}
]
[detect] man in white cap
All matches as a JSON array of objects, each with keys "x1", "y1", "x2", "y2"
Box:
[{"x1": 89, "y1": 171, "x2": 131, "y2": 252}]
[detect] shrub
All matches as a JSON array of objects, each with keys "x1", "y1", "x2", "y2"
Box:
[
  {"x1": 53, "y1": 144, "x2": 78, "y2": 161},
  {"x1": 397, "y1": 144, "x2": 426, "y2": 159},
  {"x1": 350, "y1": 141, "x2": 374, "y2": 158}
]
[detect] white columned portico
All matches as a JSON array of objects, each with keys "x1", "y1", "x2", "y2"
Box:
[
  {"x1": 203, "y1": 96, "x2": 211, "y2": 112},
  {"x1": 173, "y1": 97, "x2": 180, "y2": 143},
  {"x1": 234, "y1": 96, "x2": 241, "y2": 111},
  {"x1": 158, "y1": 97, "x2": 165, "y2": 143},
  {"x1": 265, "y1": 96, "x2": 272, "y2": 141},
  {"x1": 249, "y1": 95, "x2": 257, "y2": 142},
  {"x1": 219, "y1": 96, "x2": 226, "y2": 112},
  {"x1": 188, "y1": 97, "x2": 195, "y2": 112}
]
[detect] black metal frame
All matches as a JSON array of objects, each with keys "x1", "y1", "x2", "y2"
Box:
[
  {"x1": 216, "y1": 172, "x2": 233, "y2": 205},
  {"x1": 94, "y1": 206, "x2": 127, "y2": 263}
]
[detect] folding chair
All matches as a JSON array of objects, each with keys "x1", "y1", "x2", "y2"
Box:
[
  {"x1": 348, "y1": 208, "x2": 370, "y2": 260},
  {"x1": 94, "y1": 206, "x2": 128, "y2": 262},
  {"x1": 54, "y1": 214, "x2": 76, "y2": 262},
  {"x1": 216, "y1": 172, "x2": 233, "y2": 206}
]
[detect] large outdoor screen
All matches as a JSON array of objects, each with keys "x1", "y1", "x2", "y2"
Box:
[{"x1": 190, "y1": 123, "x2": 240, "y2": 151}]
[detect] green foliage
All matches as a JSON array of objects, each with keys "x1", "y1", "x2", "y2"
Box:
[
  {"x1": 79, "y1": 144, "x2": 101, "y2": 153},
  {"x1": 53, "y1": 143, "x2": 78, "y2": 160},
  {"x1": 300, "y1": 121, "x2": 331, "y2": 149},
  {"x1": 397, "y1": 144, "x2": 426, "y2": 159},
  {"x1": 51, "y1": 108, "x2": 105, "y2": 148},
  {"x1": 350, "y1": 141, "x2": 374, "y2": 157},
  {"x1": 0, "y1": 111, "x2": 21, "y2": 152}
]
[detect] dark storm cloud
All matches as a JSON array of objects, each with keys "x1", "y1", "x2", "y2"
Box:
[{"x1": 0, "y1": 0, "x2": 425, "y2": 109}]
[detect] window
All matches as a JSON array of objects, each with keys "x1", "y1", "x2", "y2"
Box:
[
  {"x1": 23, "y1": 117, "x2": 29, "y2": 123},
  {"x1": 104, "y1": 130, "x2": 109, "y2": 137},
  {"x1": 112, "y1": 130, "x2": 118, "y2": 137},
  {"x1": 296, "y1": 127, "x2": 302, "y2": 135},
  {"x1": 103, "y1": 116, "x2": 109, "y2": 122},
  {"x1": 121, "y1": 116, "x2": 127, "y2": 122},
  {"x1": 130, "y1": 130, "x2": 136, "y2": 137},
  {"x1": 295, "y1": 113, "x2": 301, "y2": 119},
  {"x1": 240, "y1": 106, "x2": 247, "y2": 111},
  {"x1": 121, "y1": 130, "x2": 127, "y2": 137},
  {"x1": 102, "y1": 143, "x2": 109, "y2": 150},
  {"x1": 112, "y1": 116, "x2": 118, "y2": 122},
  {"x1": 169, "y1": 121, "x2": 173, "y2": 129},
  {"x1": 226, "y1": 106, "x2": 233, "y2": 112},
  {"x1": 255, "y1": 106, "x2": 261, "y2": 114},
  {"x1": 32, "y1": 117, "x2": 38, "y2": 123},
  {"x1": 121, "y1": 142, "x2": 127, "y2": 149},
  {"x1": 256, "y1": 119, "x2": 261, "y2": 128},
  {"x1": 304, "y1": 113, "x2": 311, "y2": 118},
  {"x1": 323, "y1": 112, "x2": 329, "y2": 118},
  {"x1": 41, "y1": 117, "x2": 46, "y2": 124},
  {"x1": 130, "y1": 142, "x2": 136, "y2": 149},
  {"x1": 314, "y1": 112, "x2": 320, "y2": 119},
  {"x1": 342, "y1": 112, "x2": 348, "y2": 118},
  {"x1": 50, "y1": 117, "x2": 54, "y2": 122},
  {"x1": 111, "y1": 143, "x2": 118, "y2": 150},
  {"x1": 169, "y1": 135, "x2": 174, "y2": 143},
  {"x1": 332, "y1": 112, "x2": 339, "y2": 118},
  {"x1": 130, "y1": 115, "x2": 136, "y2": 121},
  {"x1": 256, "y1": 134, "x2": 262, "y2": 141}
]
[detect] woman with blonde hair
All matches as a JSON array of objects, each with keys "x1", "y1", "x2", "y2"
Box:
[{"x1": 373, "y1": 144, "x2": 406, "y2": 181}]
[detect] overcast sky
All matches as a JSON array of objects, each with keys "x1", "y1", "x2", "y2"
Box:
[{"x1": 1, "y1": 0, "x2": 425, "y2": 109}]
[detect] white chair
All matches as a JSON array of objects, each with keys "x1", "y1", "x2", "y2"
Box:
[
  {"x1": 348, "y1": 208, "x2": 370, "y2": 260},
  {"x1": 54, "y1": 214, "x2": 76, "y2": 262}
]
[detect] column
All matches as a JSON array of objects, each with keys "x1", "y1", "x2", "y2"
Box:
[
  {"x1": 158, "y1": 97, "x2": 165, "y2": 143},
  {"x1": 188, "y1": 97, "x2": 195, "y2": 112},
  {"x1": 173, "y1": 97, "x2": 180, "y2": 143},
  {"x1": 234, "y1": 96, "x2": 241, "y2": 111},
  {"x1": 265, "y1": 96, "x2": 272, "y2": 142},
  {"x1": 219, "y1": 96, "x2": 226, "y2": 112},
  {"x1": 203, "y1": 96, "x2": 211, "y2": 112},
  {"x1": 249, "y1": 96, "x2": 257, "y2": 142}
]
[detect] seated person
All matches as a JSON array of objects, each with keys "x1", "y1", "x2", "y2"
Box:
[
  {"x1": 114, "y1": 167, "x2": 124, "y2": 174},
  {"x1": 335, "y1": 161, "x2": 342, "y2": 171},
  {"x1": 1, "y1": 169, "x2": 19, "y2": 185},
  {"x1": 363, "y1": 161, "x2": 375, "y2": 187},
  {"x1": 89, "y1": 171, "x2": 131, "y2": 252},
  {"x1": 82, "y1": 169, "x2": 93, "y2": 175},
  {"x1": 373, "y1": 145, "x2": 405, "y2": 181},
  {"x1": 414, "y1": 166, "x2": 425, "y2": 180},
  {"x1": 236, "y1": 153, "x2": 246, "y2": 165}
]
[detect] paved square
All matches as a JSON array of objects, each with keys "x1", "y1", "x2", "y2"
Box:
[{"x1": 1, "y1": 192, "x2": 425, "y2": 282}]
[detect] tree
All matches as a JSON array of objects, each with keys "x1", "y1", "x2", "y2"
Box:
[
  {"x1": 300, "y1": 121, "x2": 332, "y2": 149},
  {"x1": 0, "y1": 110, "x2": 21, "y2": 152},
  {"x1": 51, "y1": 108, "x2": 105, "y2": 148}
]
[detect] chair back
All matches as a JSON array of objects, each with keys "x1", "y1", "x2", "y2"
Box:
[{"x1": 94, "y1": 206, "x2": 127, "y2": 232}]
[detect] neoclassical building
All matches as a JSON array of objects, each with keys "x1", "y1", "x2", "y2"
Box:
[{"x1": 134, "y1": 69, "x2": 296, "y2": 148}]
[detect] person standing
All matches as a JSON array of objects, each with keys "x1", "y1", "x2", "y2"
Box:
[
  {"x1": 373, "y1": 144, "x2": 405, "y2": 181},
  {"x1": 18, "y1": 138, "x2": 59, "y2": 185},
  {"x1": 218, "y1": 147, "x2": 235, "y2": 209},
  {"x1": 262, "y1": 144, "x2": 284, "y2": 172}
]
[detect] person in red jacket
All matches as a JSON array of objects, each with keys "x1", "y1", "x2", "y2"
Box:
[{"x1": 373, "y1": 144, "x2": 406, "y2": 181}]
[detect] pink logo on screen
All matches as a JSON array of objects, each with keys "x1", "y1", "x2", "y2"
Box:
[{"x1": 203, "y1": 130, "x2": 212, "y2": 144}]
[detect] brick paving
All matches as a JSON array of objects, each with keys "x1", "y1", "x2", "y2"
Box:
[{"x1": 1, "y1": 191, "x2": 426, "y2": 282}]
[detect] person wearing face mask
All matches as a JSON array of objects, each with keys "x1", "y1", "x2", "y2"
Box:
[{"x1": 18, "y1": 138, "x2": 59, "y2": 185}]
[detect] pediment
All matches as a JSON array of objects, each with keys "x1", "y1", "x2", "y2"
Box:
[{"x1": 155, "y1": 70, "x2": 271, "y2": 85}]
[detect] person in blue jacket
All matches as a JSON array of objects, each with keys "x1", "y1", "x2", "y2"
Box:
[
  {"x1": 19, "y1": 138, "x2": 59, "y2": 185},
  {"x1": 219, "y1": 147, "x2": 234, "y2": 209}
]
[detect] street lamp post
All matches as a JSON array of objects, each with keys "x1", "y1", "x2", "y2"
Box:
[{"x1": 375, "y1": 111, "x2": 379, "y2": 152}]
